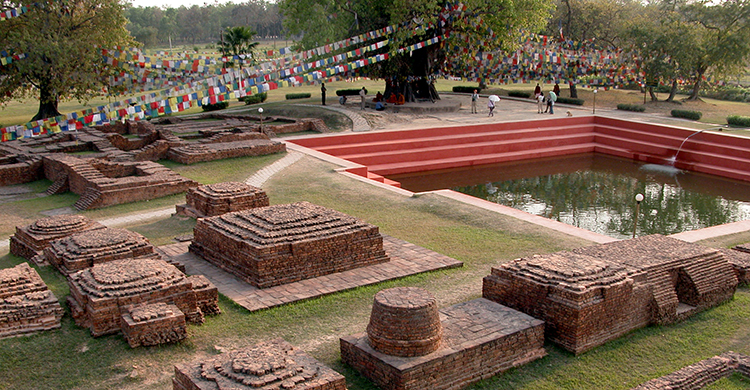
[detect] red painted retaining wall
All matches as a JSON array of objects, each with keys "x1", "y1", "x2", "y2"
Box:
[{"x1": 289, "y1": 117, "x2": 750, "y2": 185}]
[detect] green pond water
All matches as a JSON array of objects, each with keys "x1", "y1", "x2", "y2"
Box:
[{"x1": 389, "y1": 154, "x2": 750, "y2": 240}]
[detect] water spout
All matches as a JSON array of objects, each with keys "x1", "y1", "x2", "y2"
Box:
[{"x1": 671, "y1": 129, "x2": 709, "y2": 166}]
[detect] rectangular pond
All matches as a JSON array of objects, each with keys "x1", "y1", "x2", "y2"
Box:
[{"x1": 389, "y1": 153, "x2": 750, "y2": 240}]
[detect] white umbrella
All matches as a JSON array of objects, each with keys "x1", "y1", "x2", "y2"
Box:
[{"x1": 488, "y1": 95, "x2": 500, "y2": 102}]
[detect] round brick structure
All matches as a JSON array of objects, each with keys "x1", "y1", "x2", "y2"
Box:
[{"x1": 366, "y1": 287, "x2": 443, "y2": 357}]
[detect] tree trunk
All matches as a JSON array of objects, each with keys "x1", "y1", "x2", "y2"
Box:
[
  {"x1": 666, "y1": 79, "x2": 678, "y2": 102},
  {"x1": 688, "y1": 66, "x2": 706, "y2": 100},
  {"x1": 568, "y1": 81, "x2": 578, "y2": 98},
  {"x1": 32, "y1": 83, "x2": 61, "y2": 121},
  {"x1": 648, "y1": 86, "x2": 657, "y2": 101}
]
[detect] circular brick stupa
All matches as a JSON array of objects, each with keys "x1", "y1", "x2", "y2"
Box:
[
  {"x1": 45, "y1": 227, "x2": 160, "y2": 274},
  {"x1": 67, "y1": 258, "x2": 205, "y2": 337},
  {"x1": 10, "y1": 215, "x2": 105, "y2": 264},
  {"x1": 367, "y1": 287, "x2": 443, "y2": 357}
]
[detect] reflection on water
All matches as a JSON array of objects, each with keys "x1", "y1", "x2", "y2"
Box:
[{"x1": 389, "y1": 154, "x2": 750, "y2": 239}]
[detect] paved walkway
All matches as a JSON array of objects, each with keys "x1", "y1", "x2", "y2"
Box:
[
  {"x1": 245, "y1": 150, "x2": 304, "y2": 187},
  {"x1": 295, "y1": 104, "x2": 371, "y2": 132},
  {"x1": 157, "y1": 235, "x2": 462, "y2": 312}
]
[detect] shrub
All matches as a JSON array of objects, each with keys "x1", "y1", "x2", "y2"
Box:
[
  {"x1": 617, "y1": 103, "x2": 646, "y2": 112},
  {"x1": 336, "y1": 89, "x2": 364, "y2": 96},
  {"x1": 556, "y1": 97, "x2": 584, "y2": 105},
  {"x1": 508, "y1": 90, "x2": 531, "y2": 98},
  {"x1": 452, "y1": 86, "x2": 481, "y2": 93},
  {"x1": 671, "y1": 109, "x2": 702, "y2": 120},
  {"x1": 727, "y1": 115, "x2": 750, "y2": 127},
  {"x1": 201, "y1": 101, "x2": 229, "y2": 112},
  {"x1": 285, "y1": 93, "x2": 311, "y2": 100},
  {"x1": 239, "y1": 92, "x2": 267, "y2": 105}
]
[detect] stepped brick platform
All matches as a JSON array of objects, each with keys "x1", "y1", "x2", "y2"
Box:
[
  {"x1": 176, "y1": 182, "x2": 269, "y2": 218},
  {"x1": 158, "y1": 234, "x2": 463, "y2": 313},
  {"x1": 0, "y1": 263, "x2": 63, "y2": 339},
  {"x1": 67, "y1": 257, "x2": 216, "y2": 337},
  {"x1": 483, "y1": 234, "x2": 738, "y2": 354},
  {"x1": 189, "y1": 201, "x2": 389, "y2": 288},
  {"x1": 341, "y1": 288, "x2": 546, "y2": 390},
  {"x1": 167, "y1": 139, "x2": 285, "y2": 165},
  {"x1": 631, "y1": 352, "x2": 750, "y2": 390},
  {"x1": 44, "y1": 227, "x2": 160, "y2": 274},
  {"x1": 42, "y1": 154, "x2": 198, "y2": 210},
  {"x1": 10, "y1": 215, "x2": 106, "y2": 265},
  {"x1": 173, "y1": 338, "x2": 346, "y2": 390},
  {"x1": 121, "y1": 303, "x2": 187, "y2": 348},
  {"x1": 289, "y1": 116, "x2": 750, "y2": 186},
  {"x1": 187, "y1": 275, "x2": 221, "y2": 316}
]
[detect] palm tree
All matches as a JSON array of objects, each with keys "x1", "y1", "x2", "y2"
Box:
[{"x1": 218, "y1": 26, "x2": 259, "y2": 67}]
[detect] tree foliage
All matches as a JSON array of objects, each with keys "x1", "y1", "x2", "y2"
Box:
[
  {"x1": 0, "y1": 0, "x2": 134, "y2": 120},
  {"x1": 125, "y1": 1, "x2": 284, "y2": 48},
  {"x1": 279, "y1": 0, "x2": 553, "y2": 82},
  {"x1": 218, "y1": 26, "x2": 259, "y2": 57}
]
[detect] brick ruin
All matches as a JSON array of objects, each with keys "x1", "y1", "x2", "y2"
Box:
[
  {"x1": 155, "y1": 112, "x2": 329, "y2": 136},
  {"x1": 0, "y1": 263, "x2": 63, "y2": 339},
  {"x1": 44, "y1": 227, "x2": 161, "y2": 275},
  {"x1": 173, "y1": 338, "x2": 347, "y2": 390},
  {"x1": 631, "y1": 352, "x2": 750, "y2": 390},
  {"x1": 10, "y1": 214, "x2": 105, "y2": 265},
  {"x1": 176, "y1": 181, "x2": 269, "y2": 218},
  {"x1": 42, "y1": 154, "x2": 198, "y2": 210},
  {"x1": 0, "y1": 117, "x2": 286, "y2": 208},
  {"x1": 121, "y1": 302, "x2": 187, "y2": 348},
  {"x1": 67, "y1": 257, "x2": 218, "y2": 338},
  {"x1": 340, "y1": 287, "x2": 546, "y2": 390},
  {"x1": 190, "y1": 201, "x2": 389, "y2": 288},
  {"x1": 483, "y1": 234, "x2": 738, "y2": 354},
  {"x1": 727, "y1": 242, "x2": 750, "y2": 284}
]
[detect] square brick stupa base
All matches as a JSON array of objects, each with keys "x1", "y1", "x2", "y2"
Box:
[{"x1": 340, "y1": 298, "x2": 546, "y2": 390}]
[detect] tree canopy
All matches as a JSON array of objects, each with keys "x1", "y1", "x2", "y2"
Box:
[
  {"x1": 279, "y1": 0, "x2": 553, "y2": 81},
  {"x1": 0, "y1": 0, "x2": 134, "y2": 120}
]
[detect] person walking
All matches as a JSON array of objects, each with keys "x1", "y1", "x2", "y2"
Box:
[
  {"x1": 471, "y1": 89, "x2": 479, "y2": 114},
  {"x1": 534, "y1": 83, "x2": 541, "y2": 99},
  {"x1": 487, "y1": 98, "x2": 495, "y2": 117},
  {"x1": 537, "y1": 93, "x2": 545, "y2": 114},
  {"x1": 548, "y1": 90, "x2": 557, "y2": 115},
  {"x1": 321, "y1": 83, "x2": 327, "y2": 105},
  {"x1": 359, "y1": 87, "x2": 366, "y2": 110}
]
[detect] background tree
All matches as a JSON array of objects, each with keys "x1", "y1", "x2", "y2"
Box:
[
  {"x1": 680, "y1": 0, "x2": 750, "y2": 100},
  {"x1": 279, "y1": 0, "x2": 552, "y2": 90},
  {"x1": 0, "y1": 0, "x2": 134, "y2": 121}
]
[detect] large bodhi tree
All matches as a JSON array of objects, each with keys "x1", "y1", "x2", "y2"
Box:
[
  {"x1": 279, "y1": 0, "x2": 552, "y2": 85},
  {"x1": 0, "y1": 0, "x2": 134, "y2": 121}
]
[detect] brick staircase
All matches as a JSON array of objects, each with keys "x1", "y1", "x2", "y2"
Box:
[{"x1": 289, "y1": 116, "x2": 750, "y2": 186}]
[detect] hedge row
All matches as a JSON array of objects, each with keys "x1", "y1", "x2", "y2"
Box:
[
  {"x1": 239, "y1": 92, "x2": 267, "y2": 105},
  {"x1": 508, "y1": 90, "x2": 531, "y2": 98},
  {"x1": 336, "y1": 88, "x2": 364, "y2": 96},
  {"x1": 617, "y1": 103, "x2": 646, "y2": 112},
  {"x1": 286, "y1": 93, "x2": 311, "y2": 100},
  {"x1": 201, "y1": 101, "x2": 229, "y2": 112},
  {"x1": 452, "y1": 86, "x2": 480, "y2": 93},
  {"x1": 556, "y1": 97, "x2": 584, "y2": 105},
  {"x1": 671, "y1": 109, "x2": 702, "y2": 120},
  {"x1": 727, "y1": 115, "x2": 750, "y2": 127}
]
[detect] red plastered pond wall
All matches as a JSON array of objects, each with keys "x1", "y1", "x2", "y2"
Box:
[{"x1": 289, "y1": 116, "x2": 750, "y2": 187}]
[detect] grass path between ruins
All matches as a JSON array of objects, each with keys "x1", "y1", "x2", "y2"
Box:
[{"x1": 1, "y1": 151, "x2": 750, "y2": 389}]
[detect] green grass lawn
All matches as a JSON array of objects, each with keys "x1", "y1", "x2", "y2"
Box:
[{"x1": 1, "y1": 154, "x2": 749, "y2": 390}]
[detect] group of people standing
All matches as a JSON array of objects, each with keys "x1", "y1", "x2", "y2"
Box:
[{"x1": 534, "y1": 83, "x2": 559, "y2": 115}]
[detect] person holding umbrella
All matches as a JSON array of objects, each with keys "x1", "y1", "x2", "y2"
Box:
[{"x1": 487, "y1": 95, "x2": 500, "y2": 117}]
